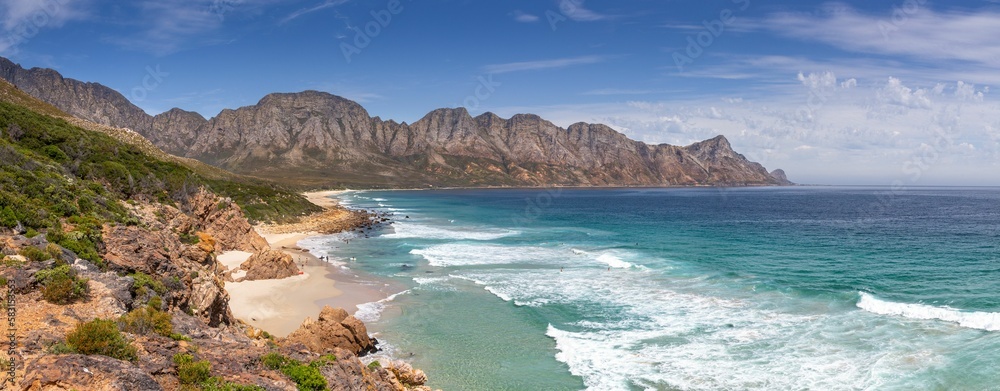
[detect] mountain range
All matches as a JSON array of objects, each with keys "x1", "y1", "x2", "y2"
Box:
[{"x1": 0, "y1": 57, "x2": 790, "y2": 188}]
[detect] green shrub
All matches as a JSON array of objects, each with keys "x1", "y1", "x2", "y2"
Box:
[
  {"x1": 35, "y1": 265, "x2": 89, "y2": 304},
  {"x1": 259, "y1": 352, "x2": 326, "y2": 390},
  {"x1": 147, "y1": 295, "x2": 163, "y2": 310},
  {"x1": 44, "y1": 243, "x2": 63, "y2": 262},
  {"x1": 18, "y1": 246, "x2": 49, "y2": 262},
  {"x1": 366, "y1": 360, "x2": 381, "y2": 370},
  {"x1": 179, "y1": 232, "x2": 200, "y2": 245},
  {"x1": 261, "y1": 352, "x2": 288, "y2": 370},
  {"x1": 65, "y1": 319, "x2": 137, "y2": 362},
  {"x1": 130, "y1": 271, "x2": 167, "y2": 295},
  {"x1": 169, "y1": 333, "x2": 192, "y2": 342},
  {"x1": 173, "y1": 353, "x2": 212, "y2": 385},
  {"x1": 118, "y1": 306, "x2": 173, "y2": 337},
  {"x1": 201, "y1": 377, "x2": 266, "y2": 391},
  {"x1": 308, "y1": 354, "x2": 337, "y2": 368},
  {"x1": 281, "y1": 363, "x2": 327, "y2": 391},
  {"x1": 46, "y1": 341, "x2": 76, "y2": 354}
]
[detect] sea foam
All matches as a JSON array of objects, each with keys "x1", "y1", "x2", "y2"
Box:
[
  {"x1": 857, "y1": 292, "x2": 1000, "y2": 331},
  {"x1": 382, "y1": 221, "x2": 517, "y2": 241},
  {"x1": 355, "y1": 290, "x2": 410, "y2": 323}
]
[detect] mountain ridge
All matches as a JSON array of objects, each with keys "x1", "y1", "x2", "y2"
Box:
[{"x1": 0, "y1": 57, "x2": 792, "y2": 188}]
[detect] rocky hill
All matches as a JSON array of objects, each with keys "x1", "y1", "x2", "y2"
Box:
[
  {"x1": 0, "y1": 57, "x2": 791, "y2": 188},
  {"x1": 0, "y1": 88, "x2": 431, "y2": 390}
]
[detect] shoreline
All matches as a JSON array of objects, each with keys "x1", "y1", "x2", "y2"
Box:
[{"x1": 225, "y1": 191, "x2": 403, "y2": 337}]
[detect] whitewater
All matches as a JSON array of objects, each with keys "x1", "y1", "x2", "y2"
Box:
[{"x1": 300, "y1": 187, "x2": 1000, "y2": 390}]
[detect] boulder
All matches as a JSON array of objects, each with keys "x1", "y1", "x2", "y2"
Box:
[
  {"x1": 240, "y1": 250, "x2": 299, "y2": 281},
  {"x1": 283, "y1": 306, "x2": 375, "y2": 356},
  {"x1": 22, "y1": 354, "x2": 162, "y2": 391}
]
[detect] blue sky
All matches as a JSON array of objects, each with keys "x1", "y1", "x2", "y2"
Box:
[{"x1": 2, "y1": 0, "x2": 999, "y2": 185}]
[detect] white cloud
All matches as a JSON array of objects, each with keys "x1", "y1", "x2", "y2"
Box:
[
  {"x1": 280, "y1": 0, "x2": 349, "y2": 25},
  {"x1": 954, "y1": 81, "x2": 987, "y2": 102},
  {"x1": 557, "y1": 0, "x2": 606, "y2": 22},
  {"x1": 878, "y1": 77, "x2": 931, "y2": 109},
  {"x1": 797, "y1": 71, "x2": 837, "y2": 90},
  {"x1": 0, "y1": 0, "x2": 88, "y2": 54},
  {"x1": 582, "y1": 88, "x2": 657, "y2": 96},
  {"x1": 511, "y1": 10, "x2": 539, "y2": 23},
  {"x1": 748, "y1": 5, "x2": 1000, "y2": 68},
  {"x1": 483, "y1": 55, "x2": 610, "y2": 74},
  {"x1": 102, "y1": 0, "x2": 284, "y2": 55}
]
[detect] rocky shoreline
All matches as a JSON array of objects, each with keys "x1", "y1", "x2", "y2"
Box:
[{"x1": 1, "y1": 189, "x2": 434, "y2": 390}]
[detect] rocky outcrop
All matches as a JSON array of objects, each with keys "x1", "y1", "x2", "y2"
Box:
[
  {"x1": 770, "y1": 169, "x2": 792, "y2": 185},
  {"x1": 283, "y1": 306, "x2": 375, "y2": 356},
  {"x1": 240, "y1": 249, "x2": 299, "y2": 281},
  {"x1": 183, "y1": 188, "x2": 269, "y2": 253},
  {"x1": 22, "y1": 354, "x2": 163, "y2": 391},
  {"x1": 0, "y1": 57, "x2": 790, "y2": 188}
]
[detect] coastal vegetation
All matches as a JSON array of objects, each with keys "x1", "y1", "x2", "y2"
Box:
[
  {"x1": 64, "y1": 319, "x2": 138, "y2": 362},
  {"x1": 35, "y1": 264, "x2": 89, "y2": 304},
  {"x1": 0, "y1": 100, "x2": 320, "y2": 249},
  {"x1": 261, "y1": 352, "x2": 328, "y2": 391}
]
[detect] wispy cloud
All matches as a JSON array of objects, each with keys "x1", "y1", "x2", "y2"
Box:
[
  {"x1": 483, "y1": 55, "x2": 610, "y2": 74},
  {"x1": 745, "y1": 4, "x2": 1000, "y2": 67},
  {"x1": 557, "y1": 0, "x2": 606, "y2": 22},
  {"x1": 582, "y1": 88, "x2": 658, "y2": 96},
  {"x1": 105, "y1": 1, "x2": 224, "y2": 55},
  {"x1": 280, "y1": 0, "x2": 349, "y2": 25},
  {"x1": 511, "y1": 10, "x2": 539, "y2": 23},
  {"x1": 0, "y1": 0, "x2": 88, "y2": 54}
]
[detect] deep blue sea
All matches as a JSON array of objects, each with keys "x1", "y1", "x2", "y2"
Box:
[{"x1": 299, "y1": 187, "x2": 1000, "y2": 390}]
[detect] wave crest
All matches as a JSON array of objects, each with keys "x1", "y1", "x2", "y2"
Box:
[{"x1": 857, "y1": 292, "x2": 1000, "y2": 331}]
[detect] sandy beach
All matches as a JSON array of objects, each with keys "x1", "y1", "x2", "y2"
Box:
[{"x1": 225, "y1": 190, "x2": 400, "y2": 337}]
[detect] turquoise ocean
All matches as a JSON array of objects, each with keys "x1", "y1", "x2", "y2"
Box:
[{"x1": 298, "y1": 187, "x2": 1000, "y2": 390}]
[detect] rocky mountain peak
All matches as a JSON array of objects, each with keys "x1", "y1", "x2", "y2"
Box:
[
  {"x1": 0, "y1": 55, "x2": 792, "y2": 188},
  {"x1": 769, "y1": 169, "x2": 792, "y2": 185}
]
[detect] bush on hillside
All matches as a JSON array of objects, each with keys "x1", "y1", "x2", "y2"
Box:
[
  {"x1": 65, "y1": 319, "x2": 137, "y2": 362},
  {"x1": 35, "y1": 264, "x2": 89, "y2": 304}
]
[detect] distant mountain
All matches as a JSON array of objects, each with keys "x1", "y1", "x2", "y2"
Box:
[{"x1": 0, "y1": 57, "x2": 791, "y2": 188}]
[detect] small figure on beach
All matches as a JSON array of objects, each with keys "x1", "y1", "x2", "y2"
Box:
[{"x1": 560, "y1": 267, "x2": 563, "y2": 272}]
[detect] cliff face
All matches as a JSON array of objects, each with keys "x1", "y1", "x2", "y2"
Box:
[{"x1": 0, "y1": 57, "x2": 791, "y2": 188}]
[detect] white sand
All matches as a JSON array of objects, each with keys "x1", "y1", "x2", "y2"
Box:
[
  {"x1": 303, "y1": 190, "x2": 347, "y2": 208},
  {"x1": 224, "y1": 232, "x2": 396, "y2": 337},
  {"x1": 217, "y1": 251, "x2": 253, "y2": 271}
]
